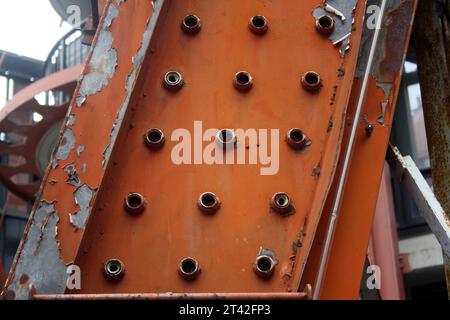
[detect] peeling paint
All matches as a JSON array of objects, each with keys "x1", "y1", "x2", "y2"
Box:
[
  {"x1": 373, "y1": 0, "x2": 415, "y2": 96},
  {"x1": 63, "y1": 163, "x2": 80, "y2": 187},
  {"x1": 102, "y1": 0, "x2": 165, "y2": 168},
  {"x1": 76, "y1": 145, "x2": 85, "y2": 157},
  {"x1": 69, "y1": 184, "x2": 96, "y2": 230},
  {"x1": 7, "y1": 202, "x2": 67, "y2": 300},
  {"x1": 324, "y1": 4, "x2": 346, "y2": 21},
  {"x1": 56, "y1": 127, "x2": 76, "y2": 161},
  {"x1": 67, "y1": 114, "x2": 76, "y2": 126},
  {"x1": 51, "y1": 159, "x2": 59, "y2": 170},
  {"x1": 76, "y1": 4, "x2": 119, "y2": 107},
  {"x1": 313, "y1": 0, "x2": 357, "y2": 56},
  {"x1": 356, "y1": 0, "x2": 414, "y2": 97},
  {"x1": 377, "y1": 100, "x2": 389, "y2": 124}
]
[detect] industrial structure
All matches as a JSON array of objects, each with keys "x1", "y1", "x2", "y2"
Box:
[{"x1": 0, "y1": 0, "x2": 448, "y2": 300}]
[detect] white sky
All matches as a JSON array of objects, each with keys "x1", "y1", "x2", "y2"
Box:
[
  {"x1": 0, "y1": 0, "x2": 71, "y2": 60},
  {"x1": 0, "y1": 0, "x2": 72, "y2": 107}
]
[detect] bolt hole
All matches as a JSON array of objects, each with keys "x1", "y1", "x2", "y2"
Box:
[
  {"x1": 305, "y1": 73, "x2": 319, "y2": 85},
  {"x1": 148, "y1": 130, "x2": 162, "y2": 143},
  {"x1": 316, "y1": 15, "x2": 335, "y2": 35},
  {"x1": 184, "y1": 15, "x2": 199, "y2": 28},
  {"x1": 182, "y1": 15, "x2": 201, "y2": 34},
  {"x1": 216, "y1": 129, "x2": 236, "y2": 150},
  {"x1": 219, "y1": 129, "x2": 234, "y2": 143},
  {"x1": 275, "y1": 194, "x2": 289, "y2": 208},
  {"x1": 163, "y1": 71, "x2": 184, "y2": 91},
  {"x1": 201, "y1": 193, "x2": 218, "y2": 208},
  {"x1": 104, "y1": 259, "x2": 125, "y2": 280},
  {"x1": 128, "y1": 194, "x2": 142, "y2": 208},
  {"x1": 249, "y1": 15, "x2": 268, "y2": 34},
  {"x1": 236, "y1": 72, "x2": 250, "y2": 85},
  {"x1": 167, "y1": 73, "x2": 179, "y2": 84},
  {"x1": 271, "y1": 192, "x2": 293, "y2": 215},
  {"x1": 233, "y1": 71, "x2": 253, "y2": 92},
  {"x1": 144, "y1": 128, "x2": 165, "y2": 149},
  {"x1": 286, "y1": 128, "x2": 308, "y2": 150},
  {"x1": 319, "y1": 16, "x2": 333, "y2": 28},
  {"x1": 254, "y1": 255, "x2": 275, "y2": 278},
  {"x1": 252, "y1": 16, "x2": 266, "y2": 28},
  {"x1": 108, "y1": 263, "x2": 119, "y2": 273},
  {"x1": 302, "y1": 71, "x2": 321, "y2": 92},
  {"x1": 290, "y1": 129, "x2": 304, "y2": 143},
  {"x1": 198, "y1": 192, "x2": 220, "y2": 213},
  {"x1": 181, "y1": 259, "x2": 197, "y2": 274},
  {"x1": 257, "y1": 256, "x2": 273, "y2": 272},
  {"x1": 179, "y1": 257, "x2": 200, "y2": 280},
  {"x1": 124, "y1": 193, "x2": 146, "y2": 214}
]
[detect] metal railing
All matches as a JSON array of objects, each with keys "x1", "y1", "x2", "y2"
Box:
[
  {"x1": 41, "y1": 27, "x2": 91, "y2": 106},
  {"x1": 43, "y1": 27, "x2": 90, "y2": 76}
]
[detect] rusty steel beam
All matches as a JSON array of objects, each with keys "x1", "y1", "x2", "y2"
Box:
[
  {"x1": 301, "y1": 0, "x2": 418, "y2": 299},
  {"x1": 414, "y1": 0, "x2": 450, "y2": 296},
  {"x1": 2, "y1": 0, "x2": 369, "y2": 299},
  {"x1": 313, "y1": 0, "x2": 389, "y2": 299}
]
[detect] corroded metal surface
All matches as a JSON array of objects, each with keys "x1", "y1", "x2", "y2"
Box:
[
  {"x1": 414, "y1": 0, "x2": 450, "y2": 296},
  {"x1": 388, "y1": 146, "x2": 450, "y2": 258},
  {"x1": 2, "y1": 0, "x2": 367, "y2": 298},
  {"x1": 34, "y1": 291, "x2": 311, "y2": 300},
  {"x1": 301, "y1": 0, "x2": 418, "y2": 299}
]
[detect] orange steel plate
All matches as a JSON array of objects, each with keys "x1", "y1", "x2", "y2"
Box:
[{"x1": 74, "y1": 1, "x2": 364, "y2": 294}]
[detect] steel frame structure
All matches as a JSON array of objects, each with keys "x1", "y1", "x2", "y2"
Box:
[{"x1": 1, "y1": 0, "x2": 420, "y2": 300}]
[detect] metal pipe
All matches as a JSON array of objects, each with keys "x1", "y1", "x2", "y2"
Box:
[
  {"x1": 33, "y1": 292, "x2": 309, "y2": 300},
  {"x1": 313, "y1": 0, "x2": 388, "y2": 300}
]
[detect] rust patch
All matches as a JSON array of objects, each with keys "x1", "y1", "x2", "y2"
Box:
[{"x1": 378, "y1": 0, "x2": 415, "y2": 82}]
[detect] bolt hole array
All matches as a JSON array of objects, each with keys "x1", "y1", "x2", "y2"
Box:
[{"x1": 124, "y1": 11, "x2": 328, "y2": 284}]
